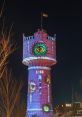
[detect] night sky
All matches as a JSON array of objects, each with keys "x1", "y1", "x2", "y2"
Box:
[{"x1": 1, "y1": 0, "x2": 82, "y2": 105}]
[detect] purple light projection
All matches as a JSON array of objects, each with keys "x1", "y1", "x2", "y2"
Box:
[{"x1": 22, "y1": 29, "x2": 56, "y2": 117}]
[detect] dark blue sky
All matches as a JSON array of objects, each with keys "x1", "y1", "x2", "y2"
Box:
[{"x1": 1, "y1": 0, "x2": 82, "y2": 104}]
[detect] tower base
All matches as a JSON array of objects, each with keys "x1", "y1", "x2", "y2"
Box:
[
  {"x1": 27, "y1": 66, "x2": 53, "y2": 117},
  {"x1": 27, "y1": 110, "x2": 53, "y2": 117}
]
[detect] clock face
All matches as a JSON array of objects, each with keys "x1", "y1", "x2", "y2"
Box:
[
  {"x1": 33, "y1": 42, "x2": 47, "y2": 56},
  {"x1": 42, "y1": 104, "x2": 50, "y2": 112}
]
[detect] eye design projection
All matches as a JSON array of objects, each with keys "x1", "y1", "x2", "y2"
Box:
[{"x1": 33, "y1": 42, "x2": 47, "y2": 56}]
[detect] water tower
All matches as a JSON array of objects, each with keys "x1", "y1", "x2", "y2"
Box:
[{"x1": 22, "y1": 28, "x2": 56, "y2": 117}]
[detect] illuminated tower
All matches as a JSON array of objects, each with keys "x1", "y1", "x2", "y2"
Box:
[{"x1": 22, "y1": 29, "x2": 56, "y2": 117}]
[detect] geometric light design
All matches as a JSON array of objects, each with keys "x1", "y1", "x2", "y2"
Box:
[{"x1": 33, "y1": 42, "x2": 47, "y2": 56}]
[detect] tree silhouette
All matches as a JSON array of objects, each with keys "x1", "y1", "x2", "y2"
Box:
[
  {"x1": 0, "y1": 68, "x2": 23, "y2": 117},
  {"x1": 0, "y1": 0, "x2": 16, "y2": 79},
  {"x1": 0, "y1": 2, "x2": 25, "y2": 117}
]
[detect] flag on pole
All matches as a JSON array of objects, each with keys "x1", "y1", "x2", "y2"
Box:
[
  {"x1": 41, "y1": 13, "x2": 48, "y2": 29},
  {"x1": 42, "y1": 13, "x2": 48, "y2": 18}
]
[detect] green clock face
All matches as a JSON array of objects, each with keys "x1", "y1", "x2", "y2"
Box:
[
  {"x1": 42, "y1": 104, "x2": 50, "y2": 112},
  {"x1": 33, "y1": 42, "x2": 47, "y2": 56}
]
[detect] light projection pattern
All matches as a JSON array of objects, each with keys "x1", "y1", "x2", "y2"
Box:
[
  {"x1": 33, "y1": 42, "x2": 47, "y2": 56},
  {"x1": 23, "y1": 30, "x2": 56, "y2": 117},
  {"x1": 29, "y1": 82, "x2": 36, "y2": 92},
  {"x1": 32, "y1": 114, "x2": 39, "y2": 117},
  {"x1": 42, "y1": 104, "x2": 51, "y2": 113}
]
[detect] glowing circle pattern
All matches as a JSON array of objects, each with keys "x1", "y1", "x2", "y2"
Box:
[
  {"x1": 42, "y1": 104, "x2": 50, "y2": 113},
  {"x1": 33, "y1": 42, "x2": 47, "y2": 56}
]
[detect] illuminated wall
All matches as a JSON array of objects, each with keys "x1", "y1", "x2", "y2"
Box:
[{"x1": 22, "y1": 29, "x2": 56, "y2": 117}]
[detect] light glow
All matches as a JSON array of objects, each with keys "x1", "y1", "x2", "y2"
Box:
[
  {"x1": 65, "y1": 104, "x2": 72, "y2": 107},
  {"x1": 28, "y1": 66, "x2": 51, "y2": 70},
  {"x1": 33, "y1": 42, "x2": 47, "y2": 56}
]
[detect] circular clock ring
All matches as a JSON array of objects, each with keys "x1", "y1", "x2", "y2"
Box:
[{"x1": 33, "y1": 42, "x2": 47, "y2": 56}]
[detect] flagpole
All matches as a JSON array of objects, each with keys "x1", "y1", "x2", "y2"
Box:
[
  {"x1": 41, "y1": 12, "x2": 43, "y2": 29},
  {"x1": 41, "y1": 12, "x2": 48, "y2": 29}
]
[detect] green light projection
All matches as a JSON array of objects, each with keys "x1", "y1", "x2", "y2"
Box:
[
  {"x1": 42, "y1": 104, "x2": 50, "y2": 112},
  {"x1": 33, "y1": 42, "x2": 47, "y2": 56}
]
